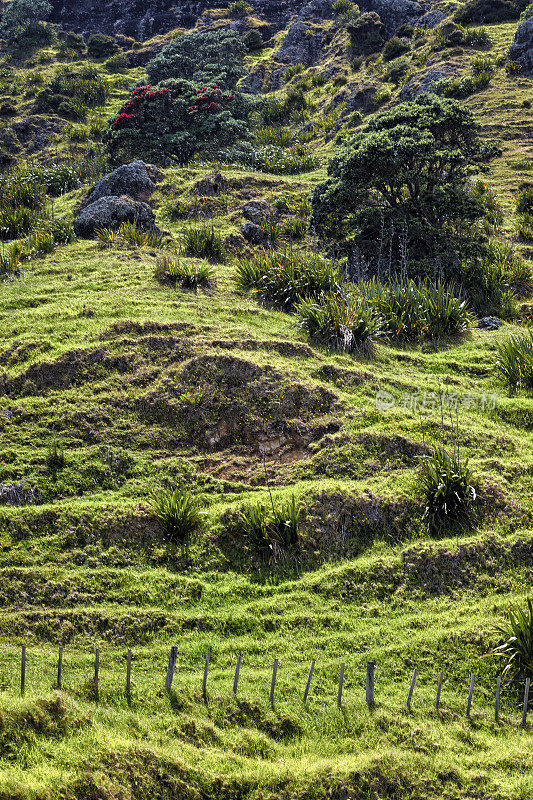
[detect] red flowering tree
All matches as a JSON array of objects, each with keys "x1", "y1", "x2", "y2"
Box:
[{"x1": 106, "y1": 79, "x2": 249, "y2": 165}]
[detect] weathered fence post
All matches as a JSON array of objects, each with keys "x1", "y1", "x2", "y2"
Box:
[
  {"x1": 435, "y1": 671, "x2": 443, "y2": 711},
  {"x1": 495, "y1": 675, "x2": 501, "y2": 723},
  {"x1": 521, "y1": 677, "x2": 530, "y2": 729},
  {"x1": 165, "y1": 646, "x2": 177, "y2": 693},
  {"x1": 233, "y1": 655, "x2": 241, "y2": 696},
  {"x1": 202, "y1": 653, "x2": 210, "y2": 699},
  {"x1": 21, "y1": 645, "x2": 26, "y2": 695},
  {"x1": 269, "y1": 659, "x2": 278, "y2": 705},
  {"x1": 303, "y1": 661, "x2": 315, "y2": 703},
  {"x1": 366, "y1": 661, "x2": 375, "y2": 707},
  {"x1": 126, "y1": 649, "x2": 132, "y2": 694},
  {"x1": 94, "y1": 648, "x2": 100, "y2": 698},
  {"x1": 466, "y1": 674, "x2": 475, "y2": 718},
  {"x1": 57, "y1": 646, "x2": 63, "y2": 690},
  {"x1": 406, "y1": 668, "x2": 417, "y2": 710},
  {"x1": 337, "y1": 662, "x2": 345, "y2": 708}
]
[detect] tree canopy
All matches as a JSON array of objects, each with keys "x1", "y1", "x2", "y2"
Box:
[
  {"x1": 310, "y1": 93, "x2": 498, "y2": 278},
  {"x1": 0, "y1": 0, "x2": 51, "y2": 36},
  {"x1": 146, "y1": 28, "x2": 246, "y2": 90}
]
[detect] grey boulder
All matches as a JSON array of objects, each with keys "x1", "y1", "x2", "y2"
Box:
[
  {"x1": 509, "y1": 17, "x2": 533, "y2": 76},
  {"x1": 84, "y1": 160, "x2": 159, "y2": 206},
  {"x1": 241, "y1": 222, "x2": 266, "y2": 244},
  {"x1": 74, "y1": 196, "x2": 156, "y2": 238}
]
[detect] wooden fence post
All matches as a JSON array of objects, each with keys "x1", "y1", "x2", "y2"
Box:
[
  {"x1": 337, "y1": 662, "x2": 345, "y2": 708},
  {"x1": 495, "y1": 675, "x2": 501, "y2": 723},
  {"x1": 406, "y1": 668, "x2": 417, "y2": 710},
  {"x1": 521, "y1": 677, "x2": 530, "y2": 729},
  {"x1": 435, "y1": 671, "x2": 443, "y2": 711},
  {"x1": 202, "y1": 653, "x2": 210, "y2": 699},
  {"x1": 57, "y1": 646, "x2": 63, "y2": 690},
  {"x1": 94, "y1": 648, "x2": 100, "y2": 698},
  {"x1": 466, "y1": 674, "x2": 475, "y2": 718},
  {"x1": 21, "y1": 645, "x2": 26, "y2": 695},
  {"x1": 303, "y1": 661, "x2": 315, "y2": 703},
  {"x1": 233, "y1": 655, "x2": 241, "y2": 696},
  {"x1": 366, "y1": 661, "x2": 375, "y2": 707},
  {"x1": 126, "y1": 649, "x2": 132, "y2": 694},
  {"x1": 269, "y1": 659, "x2": 278, "y2": 705},
  {"x1": 165, "y1": 646, "x2": 177, "y2": 693}
]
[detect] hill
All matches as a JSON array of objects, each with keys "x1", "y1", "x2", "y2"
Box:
[{"x1": 0, "y1": 0, "x2": 532, "y2": 798}]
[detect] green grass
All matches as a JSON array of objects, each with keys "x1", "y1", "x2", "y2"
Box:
[{"x1": 0, "y1": 12, "x2": 532, "y2": 800}]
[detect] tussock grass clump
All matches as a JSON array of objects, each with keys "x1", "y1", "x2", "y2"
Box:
[
  {"x1": 238, "y1": 495, "x2": 301, "y2": 562},
  {"x1": 297, "y1": 293, "x2": 385, "y2": 355},
  {"x1": 155, "y1": 254, "x2": 215, "y2": 289},
  {"x1": 495, "y1": 329, "x2": 533, "y2": 394},
  {"x1": 149, "y1": 487, "x2": 204, "y2": 551},
  {"x1": 0, "y1": 205, "x2": 40, "y2": 240},
  {"x1": 96, "y1": 222, "x2": 163, "y2": 250},
  {"x1": 491, "y1": 597, "x2": 533, "y2": 682},
  {"x1": 419, "y1": 447, "x2": 478, "y2": 536},
  {"x1": 235, "y1": 250, "x2": 338, "y2": 311},
  {"x1": 182, "y1": 226, "x2": 226, "y2": 262}
]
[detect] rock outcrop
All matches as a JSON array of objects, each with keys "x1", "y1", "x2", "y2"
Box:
[
  {"x1": 509, "y1": 17, "x2": 533, "y2": 76},
  {"x1": 84, "y1": 161, "x2": 160, "y2": 207},
  {"x1": 74, "y1": 196, "x2": 156, "y2": 238}
]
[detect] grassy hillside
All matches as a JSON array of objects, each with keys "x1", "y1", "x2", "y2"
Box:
[{"x1": 0, "y1": 4, "x2": 532, "y2": 799}]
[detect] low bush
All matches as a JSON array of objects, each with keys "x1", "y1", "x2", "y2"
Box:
[
  {"x1": 155, "y1": 254, "x2": 215, "y2": 288},
  {"x1": 0, "y1": 205, "x2": 40, "y2": 240},
  {"x1": 463, "y1": 27, "x2": 493, "y2": 47},
  {"x1": 238, "y1": 496, "x2": 301, "y2": 562},
  {"x1": 357, "y1": 280, "x2": 473, "y2": 341},
  {"x1": 87, "y1": 33, "x2": 119, "y2": 59},
  {"x1": 235, "y1": 250, "x2": 338, "y2": 311},
  {"x1": 96, "y1": 222, "x2": 163, "y2": 250},
  {"x1": 243, "y1": 29, "x2": 263, "y2": 52},
  {"x1": 148, "y1": 486, "x2": 203, "y2": 551},
  {"x1": 419, "y1": 447, "x2": 478, "y2": 536},
  {"x1": 491, "y1": 598, "x2": 533, "y2": 681},
  {"x1": 297, "y1": 292, "x2": 385, "y2": 355},
  {"x1": 495, "y1": 329, "x2": 533, "y2": 394},
  {"x1": 182, "y1": 226, "x2": 226, "y2": 262},
  {"x1": 0, "y1": 246, "x2": 22, "y2": 278},
  {"x1": 282, "y1": 217, "x2": 307, "y2": 240},
  {"x1": 455, "y1": 0, "x2": 521, "y2": 24},
  {"x1": 382, "y1": 36, "x2": 410, "y2": 60},
  {"x1": 227, "y1": 142, "x2": 319, "y2": 174},
  {"x1": 516, "y1": 182, "x2": 533, "y2": 214},
  {"x1": 515, "y1": 213, "x2": 533, "y2": 242},
  {"x1": 255, "y1": 126, "x2": 293, "y2": 146},
  {"x1": 104, "y1": 52, "x2": 130, "y2": 73},
  {"x1": 284, "y1": 63, "x2": 305, "y2": 83}
]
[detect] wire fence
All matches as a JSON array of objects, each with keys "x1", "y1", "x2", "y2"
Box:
[{"x1": 0, "y1": 645, "x2": 530, "y2": 729}]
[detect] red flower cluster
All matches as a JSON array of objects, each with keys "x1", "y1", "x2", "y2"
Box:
[
  {"x1": 188, "y1": 86, "x2": 234, "y2": 115},
  {"x1": 112, "y1": 85, "x2": 172, "y2": 130},
  {"x1": 112, "y1": 113, "x2": 137, "y2": 130}
]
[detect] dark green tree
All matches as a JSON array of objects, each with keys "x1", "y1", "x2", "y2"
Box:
[
  {"x1": 146, "y1": 28, "x2": 246, "y2": 90},
  {"x1": 311, "y1": 93, "x2": 498, "y2": 278},
  {"x1": 106, "y1": 80, "x2": 249, "y2": 166},
  {"x1": 0, "y1": 0, "x2": 52, "y2": 48}
]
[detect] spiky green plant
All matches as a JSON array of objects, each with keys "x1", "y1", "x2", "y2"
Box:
[
  {"x1": 495, "y1": 330, "x2": 533, "y2": 394},
  {"x1": 296, "y1": 293, "x2": 385, "y2": 355},
  {"x1": 119, "y1": 221, "x2": 164, "y2": 249},
  {"x1": 148, "y1": 487, "x2": 203, "y2": 550},
  {"x1": 157, "y1": 255, "x2": 215, "y2": 289},
  {"x1": 418, "y1": 447, "x2": 477, "y2": 536},
  {"x1": 271, "y1": 495, "x2": 301, "y2": 552},
  {"x1": 235, "y1": 250, "x2": 338, "y2": 311},
  {"x1": 238, "y1": 503, "x2": 272, "y2": 562},
  {"x1": 491, "y1": 598, "x2": 533, "y2": 682}
]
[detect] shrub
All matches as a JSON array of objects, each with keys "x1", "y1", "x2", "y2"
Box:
[
  {"x1": 87, "y1": 33, "x2": 119, "y2": 59},
  {"x1": 333, "y1": 0, "x2": 358, "y2": 14},
  {"x1": 229, "y1": 0, "x2": 252, "y2": 17},
  {"x1": 0, "y1": 205, "x2": 40, "y2": 240},
  {"x1": 515, "y1": 213, "x2": 533, "y2": 242},
  {"x1": 0, "y1": 246, "x2": 22, "y2": 278},
  {"x1": 418, "y1": 447, "x2": 478, "y2": 536},
  {"x1": 463, "y1": 27, "x2": 493, "y2": 47},
  {"x1": 297, "y1": 292, "x2": 385, "y2": 354},
  {"x1": 106, "y1": 82, "x2": 249, "y2": 166},
  {"x1": 521, "y1": 0, "x2": 533, "y2": 16},
  {"x1": 182, "y1": 226, "x2": 226, "y2": 262},
  {"x1": 233, "y1": 142, "x2": 319, "y2": 174},
  {"x1": 284, "y1": 63, "x2": 305, "y2": 83},
  {"x1": 517, "y1": 182, "x2": 533, "y2": 214},
  {"x1": 468, "y1": 178, "x2": 503, "y2": 230},
  {"x1": 455, "y1": 0, "x2": 521, "y2": 24},
  {"x1": 104, "y1": 52, "x2": 129, "y2": 73},
  {"x1": 358, "y1": 280, "x2": 473, "y2": 341},
  {"x1": 147, "y1": 28, "x2": 245, "y2": 89},
  {"x1": 243, "y1": 29, "x2": 263, "y2": 52},
  {"x1": 148, "y1": 486, "x2": 203, "y2": 550},
  {"x1": 486, "y1": 240, "x2": 532, "y2": 297},
  {"x1": 255, "y1": 126, "x2": 293, "y2": 146},
  {"x1": 382, "y1": 36, "x2": 410, "y2": 60},
  {"x1": 0, "y1": 0, "x2": 52, "y2": 50},
  {"x1": 347, "y1": 12, "x2": 385, "y2": 55},
  {"x1": 491, "y1": 598, "x2": 533, "y2": 682},
  {"x1": 63, "y1": 31, "x2": 86, "y2": 53},
  {"x1": 155, "y1": 254, "x2": 215, "y2": 288},
  {"x1": 282, "y1": 217, "x2": 307, "y2": 240},
  {"x1": 495, "y1": 329, "x2": 533, "y2": 394},
  {"x1": 235, "y1": 250, "x2": 338, "y2": 311}
]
